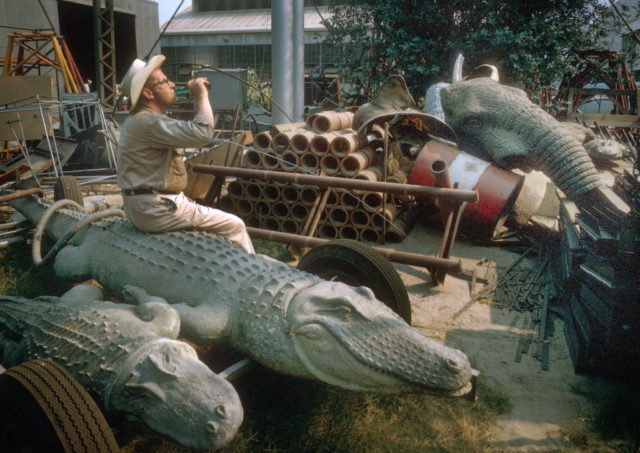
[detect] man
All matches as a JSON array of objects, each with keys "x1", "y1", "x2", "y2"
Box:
[{"x1": 117, "y1": 55, "x2": 254, "y2": 253}]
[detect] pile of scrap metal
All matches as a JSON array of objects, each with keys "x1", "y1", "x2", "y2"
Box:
[
  {"x1": 557, "y1": 166, "x2": 640, "y2": 376},
  {"x1": 426, "y1": 61, "x2": 639, "y2": 377},
  {"x1": 211, "y1": 74, "x2": 523, "y2": 247}
]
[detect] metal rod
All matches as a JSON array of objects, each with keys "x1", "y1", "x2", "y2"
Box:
[
  {"x1": 0, "y1": 187, "x2": 43, "y2": 203},
  {"x1": 191, "y1": 165, "x2": 478, "y2": 202},
  {"x1": 247, "y1": 227, "x2": 463, "y2": 273}
]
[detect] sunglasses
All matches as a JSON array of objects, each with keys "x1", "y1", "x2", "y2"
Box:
[{"x1": 147, "y1": 77, "x2": 171, "y2": 89}]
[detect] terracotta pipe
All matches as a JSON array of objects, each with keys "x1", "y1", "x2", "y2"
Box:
[
  {"x1": 253, "y1": 131, "x2": 272, "y2": 151},
  {"x1": 0, "y1": 187, "x2": 42, "y2": 203},
  {"x1": 310, "y1": 133, "x2": 336, "y2": 156},
  {"x1": 260, "y1": 152, "x2": 280, "y2": 170},
  {"x1": 300, "y1": 152, "x2": 320, "y2": 173},
  {"x1": 330, "y1": 130, "x2": 364, "y2": 157},
  {"x1": 291, "y1": 130, "x2": 315, "y2": 154},
  {"x1": 384, "y1": 217, "x2": 407, "y2": 242},
  {"x1": 299, "y1": 187, "x2": 320, "y2": 206},
  {"x1": 254, "y1": 200, "x2": 271, "y2": 217},
  {"x1": 262, "y1": 183, "x2": 281, "y2": 202},
  {"x1": 350, "y1": 208, "x2": 371, "y2": 228},
  {"x1": 191, "y1": 164, "x2": 479, "y2": 202},
  {"x1": 281, "y1": 185, "x2": 299, "y2": 203},
  {"x1": 318, "y1": 223, "x2": 338, "y2": 239},
  {"x1": 325, "y1": 189, "x2": 338, "y2": 207},
  {"x1": 263, "y1": 216, "x2": 281, "y2": 231},
  {"x1": 227, "y1": 180, "x2": 245, "y2": 198},
  {"x1": 340, "y1": 147, "x2": 377, "y2": 177},
  {"x1": 243, "y1": 149, "x2": 263, "y2": 169},
  {"x1": 311, "y1": 111, "x2": 354, "y2": 133},
  {"x1": 235, "y1": 198, "x2": 253, "y2": 217},
  {"x1": 245, "y1": 181, "x2": 263, "y2": 200},
  {"x1": 245, "y1": 215, "x2": 260, "y2": 228},
  {"x1": 272, "y1": 201, "x2": 290, "y2": 217},
  {"x1": 281, "y1": 218, "x2": 300, "y2": 234},
  {"x1": 338, "y1": 225, "x2": 359, "y2": 240},
  {"x1": 305, "y1": 113, "x2": 318, "y2": 129},
  {"x1": 363, "y1": 192, "x2": 384, "y2": 210},
  {"x1": 354, "y1": 167, "x2": 383, "y2": 182},
  {"x1": 340, "y1": 191, "x2": 360, "y2": 209},
  {"x1": 371, "y1": 203, "x2": 398, "y2": 229},
  {"x1": 281, "y1": 150, "x2": 300, "y2": 172},
  {"x1": 359, "y1": 227, "x2": 380, "y2": 243},
  {"x1": 217, "y1": 196, "x2": 235, "y2": 212},
  {"x1": 272, "y1": 131, "x2": 297, "y2": 153},
  {"x1": 290, "y1": 203, "x2": 310, "y2": 222},
  {"x1": 329, "y1": 206, "x2": 349, "y2": 226},
  {"x1": 320, "y1": 154, "x2": 341, "y2": 176}
]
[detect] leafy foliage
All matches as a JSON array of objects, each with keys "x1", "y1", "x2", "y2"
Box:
[{"x1": 322, "y1": 0, "x2": 621, "y2": 103}]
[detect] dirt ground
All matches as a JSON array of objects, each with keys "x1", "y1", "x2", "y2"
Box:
[{"x1": 380, "y1": 224, "x2": 594, "y2": 452}]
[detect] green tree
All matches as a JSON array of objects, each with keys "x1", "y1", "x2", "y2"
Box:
[{"x1": 322, "y1": 0, "x2": 620, "y2": 104}]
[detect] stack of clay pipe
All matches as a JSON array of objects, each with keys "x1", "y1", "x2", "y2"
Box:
[{"x1": 220, "y1": 110, "x2": 410, "y2": 243}]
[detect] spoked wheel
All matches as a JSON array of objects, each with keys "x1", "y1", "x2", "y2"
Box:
[
  {"x1": 0, "y1": 359, "x2": 119, "y2": 453},
  {"x1": 297, "y1": 239, "x2": 412, "y2": 324},
  {"x1": 53, "y1": 175, "x2": 84, "y2": 206}
]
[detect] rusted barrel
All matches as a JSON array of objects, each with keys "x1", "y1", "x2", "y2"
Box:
[{"x1": 409, "y1": 140, "x2": 524, "y2": 239}]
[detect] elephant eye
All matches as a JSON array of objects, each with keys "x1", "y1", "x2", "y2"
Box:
[{"x1": 465, "y1": 118, "x2": 483, "y2": 130}]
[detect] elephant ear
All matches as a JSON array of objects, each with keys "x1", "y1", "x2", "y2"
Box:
[{"x1": 471, "y1": 128, "x2": 531, "y2": 170}]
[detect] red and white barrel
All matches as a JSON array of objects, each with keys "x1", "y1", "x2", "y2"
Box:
[{"x1": 409, "y1": 140, "x2": 524, "y2": 239}]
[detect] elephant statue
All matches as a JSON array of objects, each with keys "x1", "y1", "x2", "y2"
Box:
[{"x1": 439, "y1": 77, "x2": 629, "y2": 228}]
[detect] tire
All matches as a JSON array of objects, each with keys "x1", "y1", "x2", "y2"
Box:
[
  {"x1": 0, "y1": 359, "x2": 119, "y2": 453},
  {"x1": 297, "y1": 239, "x2": 411, "y2": 324},
  {"x1": 53, "y1": 175, "x2": 83, "y2": 206}
]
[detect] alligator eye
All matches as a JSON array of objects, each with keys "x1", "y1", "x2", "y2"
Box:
[
  {"x1": 445, "y1": 358, "x2": 461, "y2": 371},
  {"x1": 302, "y1": 330, "x2": 321, "y2": 340}
]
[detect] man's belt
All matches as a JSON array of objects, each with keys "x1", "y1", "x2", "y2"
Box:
[{"x1": 122, "y1": 188, "x2": 178, "y2": 196}]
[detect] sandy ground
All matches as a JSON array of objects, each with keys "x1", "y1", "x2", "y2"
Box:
[{"x1": 379, "y1": 225, "x2": 594, "y2": 452}]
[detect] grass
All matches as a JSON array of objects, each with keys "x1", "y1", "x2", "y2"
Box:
[{"x1": 1, "y1": 237, "x2": 638, "y2": 452}]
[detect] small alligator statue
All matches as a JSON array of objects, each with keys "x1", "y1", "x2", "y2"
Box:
[
  {"x1": 0, "y1": 284, "x2": 243, "y2": 450},
  {"x1": 10, "y1": 195, "x2": 473, "y2": 396}
]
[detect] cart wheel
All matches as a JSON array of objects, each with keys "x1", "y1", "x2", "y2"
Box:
[
  {"x1": 0, "y1": 359, "x2": 119, "y2": 453},
  {"x1": 297, "y1": 239, "x2": 411, "y2": 324},
  {"x1": 53, "y1": 175, "x2": 83, "y2": 206}
]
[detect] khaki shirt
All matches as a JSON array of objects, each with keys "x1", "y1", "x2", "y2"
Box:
[{"x1": 117, "y1": 107, "x2": 214, "y2": 193}]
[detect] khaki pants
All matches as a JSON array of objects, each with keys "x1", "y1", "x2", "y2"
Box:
[{"x1": 123, "y1": 192, "x2": 255, "y2": 253}]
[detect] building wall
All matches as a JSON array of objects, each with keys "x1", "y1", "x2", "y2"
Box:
[{"x1": 0, "y1": 0, "x2": 159, "y2": 84}]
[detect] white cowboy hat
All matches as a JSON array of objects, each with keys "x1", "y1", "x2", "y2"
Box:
[{"x1": 120, "y1": 54, "x2": 166, "y2": 109}]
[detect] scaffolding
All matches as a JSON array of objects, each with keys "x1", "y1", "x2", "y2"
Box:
[{"x1": 2, "y1": 32, "x2": 85, "y2": 94}]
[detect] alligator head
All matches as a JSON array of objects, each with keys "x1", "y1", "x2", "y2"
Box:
[
  {"x1": 107, "y1": 339, "x2": 243, "y2": 450},
  {"x1": 287, "y1": 281, "x2": 472, "y2": 394},
  {"x1": 229, "y1": 279, "x2": 472, "y2": 395}
]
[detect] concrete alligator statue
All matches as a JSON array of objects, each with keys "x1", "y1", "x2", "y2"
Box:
[
  {"x1": 10, "y1": 194, "x2": 473, "y2": 396},
  {"x1": 440, "y1": 77, "x2": 629, "y2": 226},
  {"x1": 0, "y1": 284, "x2": 243, "y2": 451}
]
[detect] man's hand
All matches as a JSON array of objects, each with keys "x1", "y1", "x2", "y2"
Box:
[{"x1": 187, "y1": 77, "x2": 210, "y2": 100}]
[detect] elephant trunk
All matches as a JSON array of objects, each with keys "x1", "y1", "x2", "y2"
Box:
[{"x1": 529, "y1": 126, "x2": 602, "y2": 198}]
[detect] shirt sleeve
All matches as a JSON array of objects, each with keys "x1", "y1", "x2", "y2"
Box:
[{"x1": 139, "y1": 113, "x2": 215, "y2": 149}]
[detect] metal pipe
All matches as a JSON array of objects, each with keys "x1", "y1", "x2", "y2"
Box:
[
  {"x1": 271, "y1": 0, "x2": 293, "y2": 124},
  {"x1": 292, "y1": 0, "x2": 304, "y2": 122},
  {"x1": 247, "y1": 227, "x2": 463, "y2": 274},
  {"x1": 191, "y1": 165, "x2": 478, "y2": 202}
]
